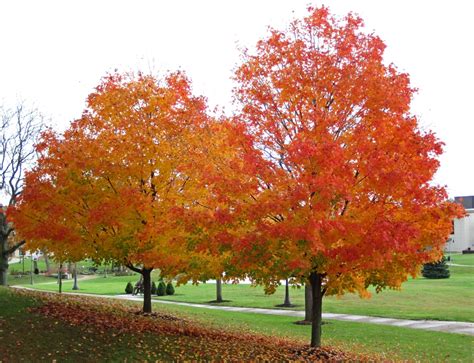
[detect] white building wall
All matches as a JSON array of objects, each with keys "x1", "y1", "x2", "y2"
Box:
[{"x1": 446, "y1": 209, "x2": 474, "y2": 252}]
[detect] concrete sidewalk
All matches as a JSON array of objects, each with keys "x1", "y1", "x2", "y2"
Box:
[
  {"x1": 13, "y1": 287, "x2": 472, "y2": 336},
  {"x1": 447, "y1": 263, "x2": 474, "y2": 267},
  {"x1": 115, "y1": 295, "x2": 474, "y2": 336}
]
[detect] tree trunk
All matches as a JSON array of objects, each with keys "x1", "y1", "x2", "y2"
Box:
[
  {"x1": 58, "y1": 263, "x2": 63, "y2": 294},
  {"x1": 67, "y1": 262, "x2": 73, "y2": 277},
  {"x1": 216, "y1": 278, "x2": 223, "y2": 302},
  {"x1": 0, "y1": 211, "x2": 27, "y2": 286},
  {"x1": 30, "y1": 257, "x2": 34, "y2": 285},
  {"x1": 309, "y1": 272, "x2": 323, "y2": 348},
  {"x1": 0, "y1": 233, "x2": 9, "y2": 286},
  {"x1": 305, "y1": 282, "x2": 313, "y2": 321},
  {"x1": 72, "y1": 263, "x2": 79, "y2": 290},
  {"x1": 142, "y1": 268, "x2": 153, "y2": 313},
  {"x1": 0, "y1": 255, "x2": 7, "y2": 286},
  {"x1": 283, "y1": 278, "x2": 292, "y2": 306},
  {"x1": 43, "y1": 252, "x2": 51, "y2": 273}
]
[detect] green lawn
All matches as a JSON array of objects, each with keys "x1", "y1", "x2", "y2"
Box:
[
  {"x1": 154, "y1": 266, "x2": 474, "y2": 322},
  {"x1": 13, "y1": 255, "x2": 474, "y2": 322},
  {"x1": 446, "y1": 252, "x2": 474, "y2": 266},
  {"x1": 154, "y1": 265, "x2": 473, "y2": 322},
  {"x1": 13, "y1": 273, "x2": 144, "y2": 294},
  {"x1": 8, "y1": 256, "x2": 113, "y2": 275},
  {"x1": 0, "y1": 287, "x2": 369, "y2": 361},
  {"x1": 7, "y1": 274, "x2": 56, "y2": 285},
  {"x1": 2, "y1": 287, "x2": 471, "y2": 362},
  {"x1": 0, "y1": 287, "x2": 192, "y2": 361},
  {"x1": 152, "y1": 301, "x2": 473, "y2": 362}
]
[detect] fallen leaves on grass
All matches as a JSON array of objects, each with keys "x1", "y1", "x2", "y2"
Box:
[{"x1": 16, "y1": 289, "x2": 372, "y2": 361}]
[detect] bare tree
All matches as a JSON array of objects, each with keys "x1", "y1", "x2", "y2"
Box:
[{"x1": 0, "y1": 103, "x2": 43, "y2": 285}]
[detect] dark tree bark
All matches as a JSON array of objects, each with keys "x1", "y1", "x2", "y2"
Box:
[
  {"x1": 216, "y1": 278, "x2": 223, "y2": 303},
  {"x1": 283, "y1": 278, "x2": 292, "y2": 306},
  {"x1": 33, "y1": 259, "x2": 39, "y2": 274},
  {"x1": 142, "y1": 268, "x2": 152, "y2": 313},
  {"x1": 0, "y1": 250, "x2": 7, "y2": 286},
  {"x1": 126, "y1": 263, "x2": 154, "y2": 313},
  {"x1": 58, "y1": 263, "x2": 63, "y2": 294},
  {"x1": 0, "y1": 228, "x2": 11, "y2": 286},
  {"x1": 277, "y1": 278, "x2": 294, "y2": 307},
  {"x1": 29, "y1": 255, "x2": 33, "y2": 285},
  {"x1": 72, "y1": 263, "x2": 79, "y2": 290},
  {"x1": 0, "y1": 212, "x2": 25, "y2": 285},
  {"x1": 305, "y1": 282, "x2": 313, "y2": 322},
  {"x1": 309, "y1": 272, "x2": 325, "y2": 348}
]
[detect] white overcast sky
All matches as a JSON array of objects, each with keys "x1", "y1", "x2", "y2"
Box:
[{"x1": 0, "y1": 0, "x2": 472, "y2": 198}]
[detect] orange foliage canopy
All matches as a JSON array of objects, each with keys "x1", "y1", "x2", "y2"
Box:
[
  {"x1": 12, "y1": 72, "x2": 216, "y2": 277},
  {"x1": 180, "y1": 119, "x2": 264, "y2": 283},
  {"x1": 232, "y1": 7, "x2": 464, "y2": 296}
]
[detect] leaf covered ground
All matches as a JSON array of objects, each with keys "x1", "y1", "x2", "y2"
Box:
[{"x1": 1, "y1": 288, "x2": 375, "y2": 362}]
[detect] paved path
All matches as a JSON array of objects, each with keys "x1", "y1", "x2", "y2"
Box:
[
  {"x1": 116, "y1": 295, "x2": 474, "y2": 336},
  {"x1": 10, "y1": 274, "x2": 98, "y2": 285},
  {"x1": 12, "y1": 286, "x2": 474, "y2": 336},
  {"x1": 447, "y1": 263, "x2": 474, "y2": 267},
  {"x1": 33, "y1": 275, "x2": 98, "y2": 285}
]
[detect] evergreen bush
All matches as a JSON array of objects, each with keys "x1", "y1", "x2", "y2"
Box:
[
  {"x1": 422, "y1": 257, "x2": 450, "y2": 279},
  {"x1": 157, "y1": 281, "x2": 166, "y2": 296},
  {"x1": 125, "y1": 282, "x2": 134, "y2": 294},
  {"x1": 166, "y1": 281, "x2": 175, "y2": 295},
  {"x1": 151, "y1": 281, "x2": 157, "y2": 294}
]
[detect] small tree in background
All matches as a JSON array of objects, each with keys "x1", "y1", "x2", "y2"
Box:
[
  {"x1": 422, "y1": 257, "x2": 450, "y2": 279},
  {"x1": 125, "y1": 282, "x2": 133, "y2": 294},
  {"x1": 1, "y1": 103, "x2": 43, "y2": 286},
  {"x1": 151, "y1": 281, "x2": 157, "y2": 294},
  {"x1": 166, "y1": 281, "x2": 175, "y2": 295},
  {"x1": 157, "y1": 281, "x2": 166, "y2": 296}
]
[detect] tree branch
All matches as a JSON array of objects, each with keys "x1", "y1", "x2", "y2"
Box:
[
  {"x1": 125, "y1": 262, "x2": 142, "y2": 274},
  {"x1": 3, "y1": 239, "x2": 26, "y2": 257}
]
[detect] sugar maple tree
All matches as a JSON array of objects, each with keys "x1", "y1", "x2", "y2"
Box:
[
  {"x1": 13, "y1": 72, "x2": 213, "y2": 312},
  {"x1": 233, "y1": 7, "x2": 464, "y2": 347}
]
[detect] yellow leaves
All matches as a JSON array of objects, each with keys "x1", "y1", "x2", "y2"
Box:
[{"x1": 12, "y1": 71, "x2": 217, "y2": 280}]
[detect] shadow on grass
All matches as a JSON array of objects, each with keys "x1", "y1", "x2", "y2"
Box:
[
  {"x1": 275, "y1": 303, "x2": 297, "y2": 308},
  {"x1": 294, "y1": 320, "x2": 330, "y2": 325}
]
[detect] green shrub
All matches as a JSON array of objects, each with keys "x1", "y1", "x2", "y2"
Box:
[
  {"x1": 157, "y1": 281, "x2": 166, "y2": 296},
  {"x1": 151, "y1": 281, "x2": 157, "y2": 294},
  {"x1": 125, "y1": 282, "x2": 134, "y2": 294},
  {"x1": 422, "y1": 257, "x2": 450, "y2": 279},
  {"x1": 166, "y1": 282, "x2": 175, "y2": 295}
]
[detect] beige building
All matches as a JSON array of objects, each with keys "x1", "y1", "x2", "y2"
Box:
[{"x1": 446, "y1": 196, "x2": 474, "y2": 253}]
